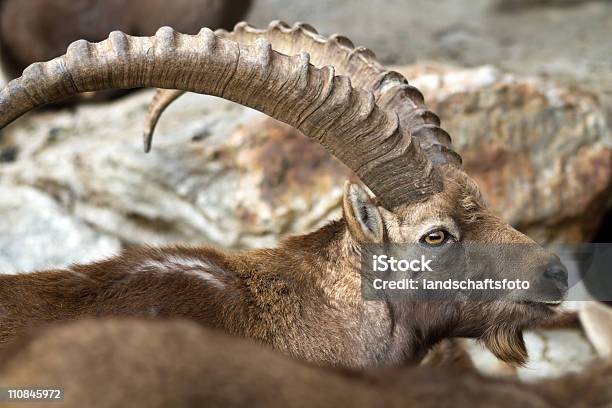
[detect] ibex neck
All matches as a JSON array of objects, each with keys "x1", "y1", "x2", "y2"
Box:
[
  {"x1": 277, "y1": 219, "x2": 363, "y2": 302},
  {"x1": 277, "y1": 220, "x2": 449, "y2": 366}
]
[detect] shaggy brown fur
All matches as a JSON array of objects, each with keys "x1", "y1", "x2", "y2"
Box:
[
  {"x1": 0, "y1": 167, "x2": 569, "y2": 368},
  {"x1": 0, "y1": 317, "x2": 609, "y2": 408}
]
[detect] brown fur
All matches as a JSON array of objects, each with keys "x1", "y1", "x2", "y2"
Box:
[
  {"x1": 421, "y1": 339, "x2": 477, "y2": 370},
  {"x1": 0, "y1": 317, "x2": 610, "y2": 408},
  {"x1": 0, "y1": 167, "x2": 569, "y2": 368}
]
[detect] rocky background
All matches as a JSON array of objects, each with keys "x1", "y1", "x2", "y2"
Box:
[{"x1": 0, "y1": 0, "x2": 611, "y2": 380}]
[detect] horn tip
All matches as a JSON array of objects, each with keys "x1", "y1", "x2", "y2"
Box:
[{"x1": 143, "y1": 132, "x2": 153, "y2": 153}]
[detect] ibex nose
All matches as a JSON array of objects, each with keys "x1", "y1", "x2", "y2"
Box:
[{"x1": 543, "y1": 262, "x2": 568, "y2": 290}]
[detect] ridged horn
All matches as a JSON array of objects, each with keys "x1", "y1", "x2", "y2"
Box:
[
  {"x1": 0, "y1": 26, "x2": 442, "y2": 209},
  {"x1": 143, "y1": 21, "x2": 461, "y2": 166}
]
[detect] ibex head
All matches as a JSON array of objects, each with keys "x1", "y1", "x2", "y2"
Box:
[
  {"x1": 342, "y1": 166, "x2": 567, "y2": 364},
  {"x1": 0, "y1": 21, "x2": 568, "y2": 365}
]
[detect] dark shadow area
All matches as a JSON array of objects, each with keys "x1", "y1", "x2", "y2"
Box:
[
  {"x1": 585, "y1": 208, "x2": 612, "y2": 305},
  {"x1": 592, "y1": 208, "x2": 612, "y2": 243}
]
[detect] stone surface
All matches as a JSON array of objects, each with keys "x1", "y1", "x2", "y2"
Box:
[
  {"x1": 0, "y1": 185, "x2": 120, "y2": 273},
  {"x1": 0, "y1": 90, "x2": 348, "y2": 251}
]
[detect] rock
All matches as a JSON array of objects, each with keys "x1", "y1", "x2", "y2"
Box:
[
  {"x1": 0, "y1": 185, "x2": 120, "y2": 273},
  {"x1": 396, "y1": 64, "x2": 612, "y2": 243},
  {"x1": 494, "y1": 0, "x2": 599, "y2": 12}
]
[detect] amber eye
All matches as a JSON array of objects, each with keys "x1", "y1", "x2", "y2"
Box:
[{"x1": 422, "y1": 230, "x2": 448, "y2": 246}]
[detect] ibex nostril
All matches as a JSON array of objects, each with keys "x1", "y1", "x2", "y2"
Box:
[{"x1": 543, "y1": 264, "x2": 568, "y2": 288}]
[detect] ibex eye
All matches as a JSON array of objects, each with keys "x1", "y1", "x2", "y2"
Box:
[{"x1": 421, "y1": 230, "x2": 448, "y2": 246}]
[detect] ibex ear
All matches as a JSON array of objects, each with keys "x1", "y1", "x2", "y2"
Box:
[
  {"x1": 342, "y1": 181, "x2": 384, "y2": 243},
  {"x1": 580, "y1": 301, "x2": 612, "y2": 359}
]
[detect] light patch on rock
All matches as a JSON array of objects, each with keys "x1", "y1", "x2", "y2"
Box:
[{"x1": 0, "y1": 184, "x2": 120, "y2": 273}]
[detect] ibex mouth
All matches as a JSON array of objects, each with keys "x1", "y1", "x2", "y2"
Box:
[
  {"x1": 517, "y1": 301, "x2": 564, "y2": 316},
  {"x1": 520, "y1": 300, "x2": 564, "y2": 308}
]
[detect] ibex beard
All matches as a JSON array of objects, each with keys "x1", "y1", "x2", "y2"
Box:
[{"x1": 0, "y1": 21, "x2": 569, "y2": 368}]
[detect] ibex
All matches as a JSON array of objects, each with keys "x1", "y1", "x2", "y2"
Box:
[
  {"x1": 0, "y1": 303, "x2": 610, "y2": 408},
  {"x1": 0, "y1": 0, "x2": 252, "y2": 100},
  {"x1": 0, "y1": 21, "x2": 569, "y2": 367}
]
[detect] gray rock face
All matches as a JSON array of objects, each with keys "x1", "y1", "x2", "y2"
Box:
[
  {"x1": 0, "y1": 185, "x2": 120, "y2": 273},
  {"x1": 0, "y1": 91, "x2": 346, "y2": 251}
]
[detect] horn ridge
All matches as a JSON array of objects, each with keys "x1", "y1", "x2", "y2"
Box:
[{"x1": 143, "y1": 21, "x2": 460, "y2": 168}]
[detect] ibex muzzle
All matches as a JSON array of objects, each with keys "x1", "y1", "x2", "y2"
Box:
[{"x1": 0, "y1": 21, "x2": 569, "y2": 366}]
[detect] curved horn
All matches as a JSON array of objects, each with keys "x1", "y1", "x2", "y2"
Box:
[
  {"x1": 0, "y1": 27, "x2": 442, "y2": 209},
  {"x1": 143, "y1": 21, "x2": 461, "y2": 166},
  {"x1": 143, "y1": 87, "x2": 184, "y2": 152}
]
